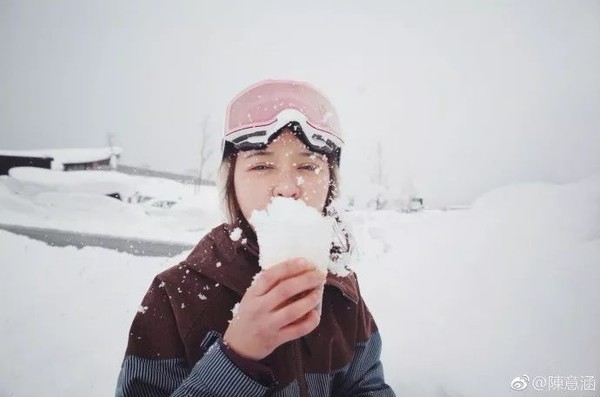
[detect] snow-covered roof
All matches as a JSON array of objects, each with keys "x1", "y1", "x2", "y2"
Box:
[{"x1": 0, "y1": 147, "x2": 123, "y2": 165}]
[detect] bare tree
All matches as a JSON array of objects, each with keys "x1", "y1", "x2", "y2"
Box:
[
  {"x1": 106, "y1": 132, "x2": 118, "y2": 170},
  {"x1": 374, "y1": 141, "x2": 386, "y2": 210},
  {"x1": 197, "y1": 116, "x2": 215, "y2": 183}
]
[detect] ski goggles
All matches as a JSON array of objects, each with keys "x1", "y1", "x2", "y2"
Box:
[{"x1": 223, "y1": 80, "x2": 344, "y2": 159}]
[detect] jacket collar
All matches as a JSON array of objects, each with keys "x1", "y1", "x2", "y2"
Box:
[{"x1": 183, "y1": 223, "x2": 359, "y2": 304}]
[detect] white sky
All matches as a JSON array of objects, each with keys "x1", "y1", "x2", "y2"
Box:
[{"x1": 1, "y1": 0, "x2": 599, "y2": 206}]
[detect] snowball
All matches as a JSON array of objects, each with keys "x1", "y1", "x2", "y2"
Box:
[
  {"x1": 249, "y1": 197, "x2": 332, "y2": 273},
  {"x1": 229, "y1": 227, "x2": 242, "y2": 241}
]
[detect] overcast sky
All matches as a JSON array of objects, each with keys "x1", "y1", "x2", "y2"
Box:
[{"x1": 1, "y1": 0, "x2": 599, "y2": 206}]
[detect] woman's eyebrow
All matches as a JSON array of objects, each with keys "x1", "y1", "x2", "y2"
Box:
[
  {"x1": 244, "y1": 150, "x2": 273, "y2": 159},
  {"x1": 298, "y1": 151, "x2": 325, "y2": 159}
]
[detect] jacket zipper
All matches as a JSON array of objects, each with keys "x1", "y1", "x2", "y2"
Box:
[{"x1": 293, "y1": 339, "x2": 309, "y2": 397}]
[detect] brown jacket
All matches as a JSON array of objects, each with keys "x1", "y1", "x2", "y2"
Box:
[{"x1": 116, "y1": 223, "x2": 395, "y2": 396}]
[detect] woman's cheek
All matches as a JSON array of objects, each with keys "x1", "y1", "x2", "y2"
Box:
[{"x1": 302, "y1": 176, "x2": 330, "y2": 206}]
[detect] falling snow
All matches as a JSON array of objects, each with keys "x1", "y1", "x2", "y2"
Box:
[{"x1": 229, "y1": 227, "x2": 242, "y2": 241}]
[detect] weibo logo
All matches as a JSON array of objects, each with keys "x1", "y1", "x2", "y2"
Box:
[{"x1": 510, "y1": 375, "x2": 530, "y2": 391}]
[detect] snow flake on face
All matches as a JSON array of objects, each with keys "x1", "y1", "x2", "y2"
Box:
[
  {"x1": 137, "y1": 305, "x2": 148, "y2": 314},
  {"x1": 297, "y1": 176, "x2": 305, "y2": 185},
  {"x1": 229, "y1": 227, "x2": 242, "y2": 241},
  {"x1": 158, "y1": 281, "x2": 166, "y2": 288},
  {"x1": 198, "y1": 293, "x2": 207, "y2": 300},
  {"x1": 216, "y1": 261, "x2": 222, "y2": 268}
]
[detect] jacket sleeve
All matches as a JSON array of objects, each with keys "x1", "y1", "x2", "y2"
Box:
[
  {"x1": 336, "y1": 283, "x2": 396, "y2": 396},
  {"x1": 115, "y1": 277, "x2": 271, "y2": 397}
]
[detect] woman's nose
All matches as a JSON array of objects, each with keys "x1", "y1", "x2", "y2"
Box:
[{"x1": 272, "y1": 171, "x2": 301, "y2": 199}]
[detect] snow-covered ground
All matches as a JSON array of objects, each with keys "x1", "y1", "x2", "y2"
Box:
[
  {"x1": 0, "y1": 167, "x2": 220, "y2": 243},
  {"x1": 1, "y1": 172, "x2": 599, "y2": 396}
]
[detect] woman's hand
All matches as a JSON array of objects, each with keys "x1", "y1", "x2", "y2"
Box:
[{"x1": 223, "y1": 258, "x2": 326, "y2": 361}]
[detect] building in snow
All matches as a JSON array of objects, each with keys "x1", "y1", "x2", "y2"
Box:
[{"x1": 0, "y1": 147, "x2": 122, "y2": 175}]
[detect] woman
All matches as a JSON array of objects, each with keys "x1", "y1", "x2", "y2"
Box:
[{"x1": 116, "y1": 80, "x2": 395, "y2": 396}]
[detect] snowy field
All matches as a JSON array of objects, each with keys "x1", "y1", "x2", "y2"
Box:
[{"x1": 1, "y1": 171, "x2": 599, "y2": 396}]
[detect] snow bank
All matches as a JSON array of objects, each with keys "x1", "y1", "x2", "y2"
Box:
[
  {"x1": 0, "y1": 168, "x2": 220, "y2": 243},
  {"x1": 352, "y1": 173, "x2": 600, "y2": 396}
]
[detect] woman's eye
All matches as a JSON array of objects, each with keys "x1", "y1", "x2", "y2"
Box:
[
  {"x1": 250, "y1": 164, "x2": 273, "y2": 171},
  {"x1": 299, "y1": 164, "x2": 319, "y2": 171}
]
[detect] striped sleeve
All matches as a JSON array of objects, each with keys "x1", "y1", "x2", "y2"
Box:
[
  {"x1": 337, "y1": 288, "x2": 396, "y2": 396},
  {"x1": 116, "y1": 338, "x2": 270, "y2": 397},
  {"x1": 337, "y1": 331, "x2": 396, "y2": 396}
]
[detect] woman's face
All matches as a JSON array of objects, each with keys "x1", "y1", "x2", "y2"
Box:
[{"x1": 233, "y1": 129, "x2": 331, "y2": 222}]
